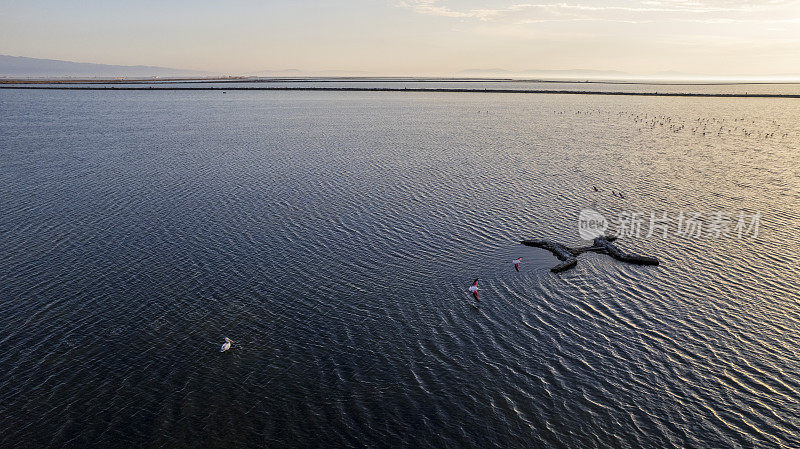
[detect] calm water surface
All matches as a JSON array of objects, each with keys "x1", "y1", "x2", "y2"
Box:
[{"x1": 1, "y1": 90, "x2": 799, "y2": 448}]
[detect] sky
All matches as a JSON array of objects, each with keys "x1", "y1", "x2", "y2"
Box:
[{"x1": 1, "y1": 0, "x2": 799, "y2": 76}]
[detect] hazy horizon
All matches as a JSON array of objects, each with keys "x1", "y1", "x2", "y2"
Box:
[
  {"x1": 1, "y1": 1, "x2": 799, "y2": 77},
  {"x1": 3, "y1": 54, "x2": 800, "y2": 81}
]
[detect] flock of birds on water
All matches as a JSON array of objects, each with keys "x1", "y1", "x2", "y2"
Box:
[
  {"x1": 218, "y1": 108, "x2": 792, "y2": 353},
  {"x1": 554, "y1": 109, "x2": 790, "y2": 140}
]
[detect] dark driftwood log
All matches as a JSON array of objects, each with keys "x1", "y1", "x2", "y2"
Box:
[
  {"x1": 520, "y1": 236, "x2": 659, "y2": 272},
  {"x1": 519, "y1": 239, "x2": 578, "y2": 272}
]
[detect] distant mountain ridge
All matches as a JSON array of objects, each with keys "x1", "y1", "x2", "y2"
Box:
[
  {"x1": 0, "y1": 55, "x2": 373, "y2": 78},
  {"x1": 0, "y1": 55, "x2": 211, "y2": 78}
]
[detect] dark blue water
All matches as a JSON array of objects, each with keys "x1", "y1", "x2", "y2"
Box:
[{"x1": 1, "y1": 89, "x2": 799, "y2": 448}]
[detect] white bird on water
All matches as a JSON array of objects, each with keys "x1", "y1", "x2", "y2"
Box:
[{"x1": 220, "y1": 337, "x2": 233, "y2": 352}]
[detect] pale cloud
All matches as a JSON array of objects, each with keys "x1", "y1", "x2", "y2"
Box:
[
  {"x1": 393, "y1": 0, "x2": 800, "y2": 75},
  {"x1": 398, "y1": 0, "x2": 478, "y2": 17},
  {"x1": 399, "y1": 0, "x2": 800, "y2": 24}
]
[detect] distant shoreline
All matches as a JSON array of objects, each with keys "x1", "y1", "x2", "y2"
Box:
[
  {"x1": 2, "y1": 85, "x2": 799, "y2": 98},
  {"x1": 2, "y1": 77, "x2": 800, "y2": 86},
  {"x1": 0, "y1": 77, "x2": 244, "y2": 84}
]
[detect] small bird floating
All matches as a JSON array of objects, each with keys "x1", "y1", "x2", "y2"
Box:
[
  {"x1": 220, "y1": 337, "x2": 233, "y2": 352},
  {"x1": 468, "y1": 279, "x2": 480, "y2": 301}
]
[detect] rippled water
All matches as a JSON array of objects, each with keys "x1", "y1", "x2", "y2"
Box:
[{"x1": 1, "y1": 89, "x2": 799, "y2": 448}]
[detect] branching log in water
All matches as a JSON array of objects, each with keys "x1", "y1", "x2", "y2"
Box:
[{"x1": 520, "y1": 236, "x2": 660, "y2": 272}]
